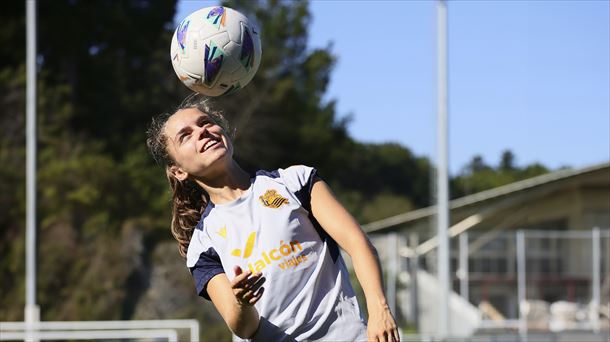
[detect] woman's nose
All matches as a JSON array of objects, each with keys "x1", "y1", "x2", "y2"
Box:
[{"x1": 196, "y1": 125, "x2": 208, "y2": 140}]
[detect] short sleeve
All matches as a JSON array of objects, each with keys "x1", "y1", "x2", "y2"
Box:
[
  {"x1": 278, "y1": 165, "x2": 322, "y2": 210},
  {"x1": 188, "y1": 247, "x2": 224, "y2": 300}
]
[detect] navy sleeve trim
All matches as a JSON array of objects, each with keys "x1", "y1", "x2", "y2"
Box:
[
  {"x1": 309, "y1": 211, "x2": 340, "y2": 263},
  {"x1": 189, "y1": 247, "x2": 224, "y2": 300},
  {"x1": 295, "y1": 168, "x2": 321, "y2": 212},
  {"x1": 195, "y1": 204, "x2": 216, "y2": 232},
  {"x1": 256, "y1": 169, "x2": 281, "y2": 179},
  {"x1": 294, "y1": 169, "x2": 339, "y2": 262}
]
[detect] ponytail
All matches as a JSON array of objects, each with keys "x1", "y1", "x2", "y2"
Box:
[{"x1": 166, "y1": 169, "x2": 208, "y2": 258}]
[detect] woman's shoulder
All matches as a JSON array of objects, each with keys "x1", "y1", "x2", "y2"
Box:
[
  {"x1": 188, "y1": 206, "x2": 216, "y2": 244},
  {"x1": 252, "y1": 165, "x2": 317, "y2": 194},
  {"x1": 185, "y1": 227, "x2": 217, "y2": 267},
  {"x1": 253, "y1": 165, "x2": 315, "y2": 178}
]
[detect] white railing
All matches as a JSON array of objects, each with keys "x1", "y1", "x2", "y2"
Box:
[
  {"x1": 0, "y1": 319, "x2": 199, "y2": 342},
  {"x1": 0, "y1": 330, "x2": 178, "y2": 342}
]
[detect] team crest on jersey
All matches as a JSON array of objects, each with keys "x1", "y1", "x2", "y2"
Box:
[{"x1": 259, "y1": 189, "x2": 289, "y2": 208}]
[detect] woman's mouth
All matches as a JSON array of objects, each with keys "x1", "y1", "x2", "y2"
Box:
[{"x1": 202, "y1": 140, "x2": 220, "y2": 152}]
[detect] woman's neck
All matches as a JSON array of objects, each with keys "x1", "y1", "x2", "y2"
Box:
[{"x1": 195, "y1": 161, "x2": 251, "y2": 205}]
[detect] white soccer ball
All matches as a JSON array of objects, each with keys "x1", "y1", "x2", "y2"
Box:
[{"x1": 170, "y1": 6, "x2": 262, "y2": 96}]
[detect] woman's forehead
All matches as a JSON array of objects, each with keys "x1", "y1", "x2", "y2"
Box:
[{"x1": 165, "y1": 108, "x2": 208, "y2": 134}]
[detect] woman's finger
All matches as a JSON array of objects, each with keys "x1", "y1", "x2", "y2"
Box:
[
  {"x1": 238, "y1": 285, "x2": 265, "y2": 305},
  {"x1": 230, "y1": 269, "x2": 252, "y2": 288},
  {"x1": 391, "y1": 328, "x2": 400, "y2": 342},
  {"x1": 233, "y1": 265, "x2": 243, "y2": 276},
  {"x1": 241, "y1": 289, "x2": 254, "y2": 301},
  {"x1": 233, "y1": 287, "x2": 246, "y2": 298},
  {"x1": 235, "y1": 288, "x2": 254, "y2": 305},
  {"x1": 249, "y1": 275, "x2": 266, "y2": 292},
  {"x1": 248, "y1": 287, "x2": 264, "y2": 305},
  {"x1": 242, "y1": 272, "x2": 263, "y2": 289}
]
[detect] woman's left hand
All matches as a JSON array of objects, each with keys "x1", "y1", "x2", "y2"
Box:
[{"x1": 367, "y1": 303, "x2": 400, "y2": 342}]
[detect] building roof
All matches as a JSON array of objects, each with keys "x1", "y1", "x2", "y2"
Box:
[{"x1": 362, "y1": 162, "x2": 610, "y2": 233}]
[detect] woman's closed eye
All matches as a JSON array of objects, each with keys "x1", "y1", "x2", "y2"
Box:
[
  {"x1": 178, "y1": 130, "x2": 192, "y2": 144},
  {"x1": 197, "y1": 116, "x2": 210, "y2": 127}
]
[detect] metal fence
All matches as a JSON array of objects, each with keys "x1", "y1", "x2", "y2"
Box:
[{"x1": 368, "y1": 228, "x2": 610, "y2": 339}]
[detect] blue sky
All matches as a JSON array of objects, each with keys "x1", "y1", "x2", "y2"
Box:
[{"x1": 176, "y1": 0, "x2": 610, "y2": 175}]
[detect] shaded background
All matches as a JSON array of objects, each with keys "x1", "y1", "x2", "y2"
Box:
[{"x1": 1, "y1": 0, "x2": 606, "y2": 340}]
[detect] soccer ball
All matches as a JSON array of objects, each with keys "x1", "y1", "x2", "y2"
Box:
[{"x1": 170, "y1": 6, "x2": 262, "y2": 97}]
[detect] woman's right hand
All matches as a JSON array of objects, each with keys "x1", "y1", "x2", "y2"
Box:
[{"x1": 231, "y1": 265, "x2": 265, "y2": 306}]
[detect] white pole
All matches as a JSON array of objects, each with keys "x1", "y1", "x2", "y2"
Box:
[
  {"x1": 409, "y1": 232, "x2": 420, "y2": 331},
  {"x1": 190, "y1": 320, "x2": 200, "y2": 342},
  {"x1": 386, "y1": 232, "x2": 398, "y2": 315},
  {"x1": 436, "y1": 0, "x2": 450, "y2": 338},
  {"x1": 517, "y1": 230, "x2": 527, "y2": 341},
  {"x1": 459, "y1": 232, "x2": 468, "y2": 301},
  {"x1": 591, "y1": 227, "x2": 600, "y2": 333},
  {"x1": 25, "y1": 0, "x2": 40, "y2": 341}
]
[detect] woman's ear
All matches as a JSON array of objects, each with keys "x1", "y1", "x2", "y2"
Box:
[{"x1": 169, "y1": 165, "x2": 189, "y2": 182}]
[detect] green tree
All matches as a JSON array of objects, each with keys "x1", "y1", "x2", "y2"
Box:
[
  {"x1": 451, "y1": 150, "x2": 550, "y2": 198},
  {"x1": 499, "y1": 149, "x2": 515, "y2": 171}
]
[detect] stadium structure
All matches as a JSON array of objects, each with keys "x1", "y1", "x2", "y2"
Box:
[{"x1": 362, "y1": 162, "x2": 610, "y2": 341}]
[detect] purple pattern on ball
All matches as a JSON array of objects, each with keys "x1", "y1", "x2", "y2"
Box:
[
  {"x1": 207, "y1": 7, "x2": 225, "y2": 25},
  {"x1": 177, "y1": 20, "x2": 189, "y2": 50},
  {"x1": 240, "y1": 28, "x2": 255, "y2": 69},
  {"x1": 204, "y1": 44, "x2": 224, "y2": 86}
]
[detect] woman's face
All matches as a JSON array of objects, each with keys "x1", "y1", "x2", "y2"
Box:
[{"x1": 164, "y1": 107, "x2": 233, "y2": 180}]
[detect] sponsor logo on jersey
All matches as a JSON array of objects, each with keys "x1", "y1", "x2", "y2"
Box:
[
  {"x1": 259, "y1": 189, "x2": 289, "y2": 208},
  {"x1": 216, "y1": 226, "x2": 227, "y2": 238},
  {"x1": 231, "y1": 232, "x2": 256, "y2": 258},
  {"x1": 229, "y1": 231, "x2": 307, "y2": 273}
]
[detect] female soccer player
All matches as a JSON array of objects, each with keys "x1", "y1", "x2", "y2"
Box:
[{"x1": 146, "y1": 98, "x2": 399, "y2": 342}]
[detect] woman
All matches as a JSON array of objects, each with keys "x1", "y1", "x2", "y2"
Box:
[{"x1": 146, "y1": 98, "x2": 399, "y2": 342}]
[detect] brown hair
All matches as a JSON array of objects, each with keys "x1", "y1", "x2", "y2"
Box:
[{"x1": 146, "y1": 95, "x2": 232, "y2": 258}]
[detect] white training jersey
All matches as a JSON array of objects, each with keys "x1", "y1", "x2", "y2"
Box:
[{"x1": 186, "y1": 165, "x2": 367, "y2": 341}]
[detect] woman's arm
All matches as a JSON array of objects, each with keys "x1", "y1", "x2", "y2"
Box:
[
  {"x1": 310, "y1": 180, "x2": 400, "y2": 342},
  {"x1": 207, "y1": 266, "x2": 265, "y2": 339}
]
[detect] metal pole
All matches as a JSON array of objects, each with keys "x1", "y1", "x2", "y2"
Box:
[
  {"x1": 436, "y1": 0, "x2": 450, "y2": 338},
  {"x1": 459, "y1": 232, "x2": 469, "y2": 302},
  {"x1": 591, "y1": 227, "x2": 600, "y2": 333},
  {"x1": 409, "y1": 232, "x2": 420, "y2": 331},
  {"x1": 516, "y1": 230, "x2": 527, "y2": 341},
  {"x1": 386, "y1": 233, "x2": 398, "y2": 316},
  {"x1": 25, "y1": 1, "x2": 40, "y2": 341}
]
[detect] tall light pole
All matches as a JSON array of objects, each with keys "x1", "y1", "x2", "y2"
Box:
[
  {"x1": 26, "y1": 0, "x2": 40, "y2": 340},
  {"x1": 436, "y1": 0, "x2": 450, "y2": 339}
]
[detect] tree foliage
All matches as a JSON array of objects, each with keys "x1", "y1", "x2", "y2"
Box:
[{"x1": 451, "y1": 150, "x2": 550, "y2": 198}]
